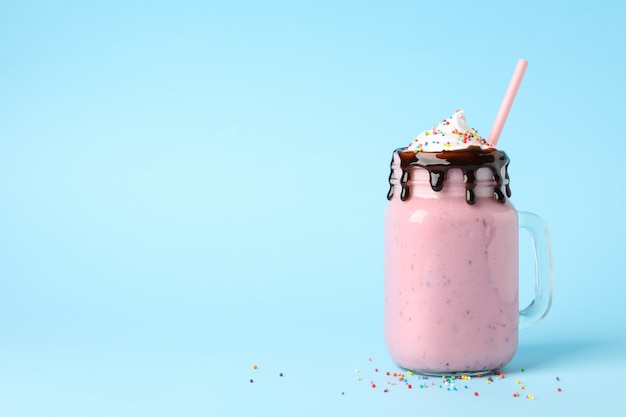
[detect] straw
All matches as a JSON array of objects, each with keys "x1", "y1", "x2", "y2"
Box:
[{"x1": 488, "y1": 59, "x2": 528, "y2": 146}]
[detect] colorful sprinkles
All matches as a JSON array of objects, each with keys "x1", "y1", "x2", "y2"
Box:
[
  {"x1": 339, "y1": 359, "x2": 567, "y2": 399},
  {"x1": 247, "y1": 360, "x2": 565, "y2": 401},
  {"x1": 405, "y1": 110, "x2": 493, "y2": 152}
]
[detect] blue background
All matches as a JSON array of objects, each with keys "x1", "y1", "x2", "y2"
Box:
[{"x1": 1, "y1": 1, "x2": 624, "y2": 415}]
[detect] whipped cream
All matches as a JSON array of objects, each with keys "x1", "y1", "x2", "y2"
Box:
[{"x1": 405, "y1": 110, "x2": 493, "y2": 152}]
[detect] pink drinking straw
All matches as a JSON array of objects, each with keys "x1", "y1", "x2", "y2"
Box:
[{"x1": 488, "y1": 59, "x2": 528, "y2": 146}]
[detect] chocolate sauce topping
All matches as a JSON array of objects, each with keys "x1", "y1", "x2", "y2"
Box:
[{"x1": 386, "y1": 146, "x2": 511, "y2": 204}]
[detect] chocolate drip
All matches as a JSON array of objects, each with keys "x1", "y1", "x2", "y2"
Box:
[
  {"x1": 386, "y1": 146, "x2": 511, "y2": 204},
  {"x1": 430, "y1": 170, "x2": 445, "y2": 191}
]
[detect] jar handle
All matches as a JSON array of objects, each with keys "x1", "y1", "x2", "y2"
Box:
[{"x1": 518, "y1": 211, "x2": 554, "y2": 329}]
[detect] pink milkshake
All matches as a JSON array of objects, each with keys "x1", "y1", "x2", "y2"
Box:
[{"x1": 384, "y1": 110, "x2": 533, "y2": 374}]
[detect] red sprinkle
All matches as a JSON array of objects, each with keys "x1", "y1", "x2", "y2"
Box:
[
  {"x1": 408, "y1": 384, "x2": 412, "y2": 389},
  {"x1": 474, "y1": 392, "x2": 479, "y2": 397}
]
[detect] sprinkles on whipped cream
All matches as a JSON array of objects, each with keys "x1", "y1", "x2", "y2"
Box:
[{"x1": 405, "y1": 110, "x2": 494, "y2": 152}]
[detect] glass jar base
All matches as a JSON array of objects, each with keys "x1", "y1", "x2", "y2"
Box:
[{"x1": 406, "y1": 369, "x2": 498, "y2": 378}]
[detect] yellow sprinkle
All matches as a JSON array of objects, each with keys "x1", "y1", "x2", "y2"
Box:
[
  {"x1": 516, "y1": 379, "x2": 521, "y2": 384},
  {"x1": 407, "y1": 371, "x2": 413, "y2": 376}
]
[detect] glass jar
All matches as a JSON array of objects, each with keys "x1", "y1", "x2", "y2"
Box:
[{"x1": 384, "y1": 147, "x2": 553, "y2": 374}]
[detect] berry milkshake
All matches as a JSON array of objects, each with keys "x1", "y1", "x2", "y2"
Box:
[{"x1": 384, "y1": 111, "x2": 519, "y2": 374}]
